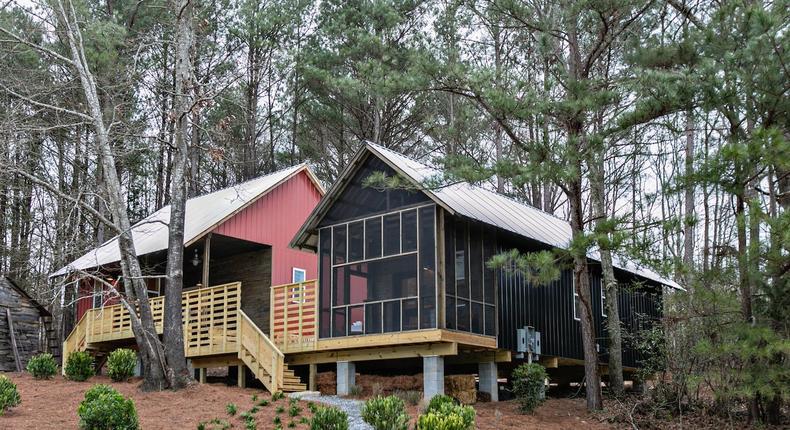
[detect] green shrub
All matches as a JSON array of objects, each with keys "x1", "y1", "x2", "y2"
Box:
[
  {"x1": 361, "y1": 395, "x2": 409, "y2": 430},
  {"x1": 65, "y1": 351, "x2": 95, "y2": 382},
  {"x1": 424, "y1": 394, "x2": 455, "y2": 413},
  {"x1": 226, "y1": 403, "x2": 237, "y2": 416},
  {"x1": 416, "y1": 401, "x2": 475, "y2": 430},
  {"x1": 77, "y1": 384, "x2": 139, "y2": 430},
  {"x1": 107, "y1": 349, "x2": 137, "y2": 382},
  {"x1": 511, "y1": 363, "x2": 548, "y2": 413},
  {"x1": 288, "y1": 403, "x2": 301, "y2": 417},
  {"x1": 0, "y1": 375, "x2": 21, "y2": 415},
  {"x1": 310, "y1": 406, "x2": 348, "y2": 430},
  {"x1": 271, "y1": 390, "x2": 285, "y2": 401},
  {"x1": 196, "y1": 418, "x2": 231, "y2": 430},
  {"x1": 26, "y1": 353, "x2": 58, "y2": 379}
]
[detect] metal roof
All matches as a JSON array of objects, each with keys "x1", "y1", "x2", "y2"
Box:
[
  {"x1": 51, "y1": 164, "x2": 321, "y2": 278},
  {"x1": 294, "y1": 142, "x2": 681, "y2": 289}
]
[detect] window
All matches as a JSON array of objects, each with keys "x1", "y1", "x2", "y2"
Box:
[
  {"x1": 601, "y1": 284, "x2": 607, "y2": 318},
  {"x1": 92, "y1": 284, "x2": 102, "y2": 309},
  {"x1": 573, "y1": 275, "x2": 581, "y2": 321},
  {"x1": 365, "y1": 217, "x2": 382, "y2": 259},
  {"x1": 348, "y1": 221, "x2": 364, "y2": 262},
  {"x1": 292, "y1": 268, "x2": 306, "y2": 283}
]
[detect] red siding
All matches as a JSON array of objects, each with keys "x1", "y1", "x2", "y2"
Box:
[{"x1": 213, "y1": 170, "x2": 322, "y2": 286}]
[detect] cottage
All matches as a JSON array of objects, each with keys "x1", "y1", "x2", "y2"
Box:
[
  {"x1": 0, "y1": 276, "x2": 53, "y2": 372},
  {"x1": 289, "y1": 142, "x2": 681, "y2": 399}
]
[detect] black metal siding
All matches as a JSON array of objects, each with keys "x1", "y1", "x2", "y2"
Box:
[{"x1": 494, "y1": 229, "x2": 663, "y2": 369}]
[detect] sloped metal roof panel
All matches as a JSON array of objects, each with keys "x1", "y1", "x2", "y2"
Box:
[
  {"x1": 51, "y1": 164, "x2": 309, "y2": 277},
  {"x1": 367, "y1": 143, "x2": 680, "y2": 289}
]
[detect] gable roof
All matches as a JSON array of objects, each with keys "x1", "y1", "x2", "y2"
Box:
[
  {"x1": 1, "y1": 276, "x2": 51, "y2": 316},
  {"x1": 51, "y1": 164, "x2": 323, "y2": 278},
  {"x1": 292, "y1": 142, "x2": 681, "y2": 290}
]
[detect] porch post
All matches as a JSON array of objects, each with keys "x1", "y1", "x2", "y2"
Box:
[
  {"x1": 237, "y1": 364, "x2": 247, "y2": 388},
  {"x1": 423, "y1": 355, "x2": 444, "y2": 400},
  {"x1": 202, "y1": 234, "x2": 212, "y2": 287},
  {"x1": 199, "y1": 367, "x2": 207, "y2": 384},
  {"x1": 336, "y1": 361, "x2": 355, "y2": 396},
  {"x1": 478, "y1": 361, "x2": 499, "y2": 401},
  {"x1": 308, "y1": 363, "x2": 318, "y2": 392}
]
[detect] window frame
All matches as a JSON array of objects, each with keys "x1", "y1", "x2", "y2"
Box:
[
  {"x1": 292, "y1": 267, "x2": 307, "y2": 283},
  {"x1": 573, "y1": 275, "x2": 581, "y2": 321},
  {"x1": 601, "y1": 283, "x2": 607, "y2": 318}
]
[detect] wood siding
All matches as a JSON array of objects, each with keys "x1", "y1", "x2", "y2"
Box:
[
  {"x1": 210, "y1": 248, "x2": 272, "y2": 333},
  {"x1": 214, "y1": 170, "x2": 322, "y2": 286},
  {"x1": 0, "y1": 278, "x2": 50, "y2": 371}
]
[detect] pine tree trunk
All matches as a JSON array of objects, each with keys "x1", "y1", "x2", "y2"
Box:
[{"x1": 589, "y1": 152, "x2": 624, "y2": 396}]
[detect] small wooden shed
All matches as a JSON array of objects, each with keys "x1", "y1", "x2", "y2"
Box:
[{"x1": 0, "y1": 276, "x2": 53, "y2": 371}]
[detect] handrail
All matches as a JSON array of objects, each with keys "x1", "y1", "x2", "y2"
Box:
[{"x1": 239, "y1": 309, "x2": 284, "y2": 392}]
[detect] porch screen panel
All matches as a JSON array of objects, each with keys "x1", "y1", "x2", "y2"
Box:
[
  {"x1": 319, "y1": 228, "x2": 332, "y2": 338},
  {"x1": 322, "y1": 204, "x2": 436, "y2": 338},
  {"x1": 419, "y1": 206, "x2": 436, "y2": 329}
]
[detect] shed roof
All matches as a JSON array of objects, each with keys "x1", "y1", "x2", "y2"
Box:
[
  {"x1": 51, "y1": 164, "x2": 323, "y2": 278},
  {"x1": 292, "y1": 142, "x2": 681, "y2": 290},
  {"x1": 1, "y1": 276, "x2": 51, "y2": 316}
]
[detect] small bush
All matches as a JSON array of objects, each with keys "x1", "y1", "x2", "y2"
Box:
[
  {"x1": 107, "y1": 349, "x2": 137, "y2": 382},
  {"x1": 416, "y1": 402, "x2": 475, "y2": 430},
  {"x1": 310, "y1": 406, "x2": 348, "y2": 430},
  {"x1": 197, "y1": 418, "x2": 231, "y2": 430},
  {"x1": 257, "y1": 399, "x2": 270, "y2": 407},
  {"x1": 275, "y1": 405, "x2": 285, "y2": 414},
  {"x1": 511, "y1": 363, "x2": 548, "y2": 413},
  {"x1": 77, "y1": 384, "x2": 138, "y2": 430},
  {"x1": 65, "y1": 351, "x2": 95, "y2": 382},
  {"x1": 361, "y1": 395, "x2": 409, "y2": 430},
  {"x1": 348, "y1": 385, "x2": 363, "y2": 397},
  {"x1": 0, "y1": 375, "x2": 21, "y2": 415},
  {"x1": 26, "y1": 353, "x2": 58, "y2": 379},
  {"x1": 226, "y1": 403, "x2": 237, "y2": 416},
  {"x1": 393, "y1": 389, "x2": 421, "y2": 406},
  {"x1": 271, "y1": 390, "x2": 285, "y2": 401},
  {"x1": 424, "y1": 394, "x2": 455, "y2": 413},
  {"x1": 288, "y1": 403, "x2": 302, "y2": 417}
]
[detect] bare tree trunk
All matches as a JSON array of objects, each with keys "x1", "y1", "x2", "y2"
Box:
[
  {"x1": 54, "y1": 0, "x2": 168, "y2": 391},
  {"x1": 683, "y1": 110, "x2": 695, "y2": 273},
  {"x1": 589, "y1": 151, "x2": 624, "y2": 395},
  {"x1": 163, "y1": 0, "x2": 196, "y2": 389}
]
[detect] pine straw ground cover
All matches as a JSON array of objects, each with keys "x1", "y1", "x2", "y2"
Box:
[{"x1": 0, "y1": 372, "x2": 313, "y2": 429}]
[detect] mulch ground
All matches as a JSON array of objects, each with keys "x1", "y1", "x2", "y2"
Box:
[{"x1": 0, "y1": 372, "x2": 313, "y2": 429}]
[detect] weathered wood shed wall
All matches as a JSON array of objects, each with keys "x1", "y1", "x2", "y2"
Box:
[{"x1": 0, "y1": 276, "x2": 52, "y2": 371}]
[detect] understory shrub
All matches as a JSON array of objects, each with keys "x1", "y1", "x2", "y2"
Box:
[
  {"x1": 511, "y1": 363, "x2": 548, "y2": 413},
  {"x1": 393, "y1": 389, "x2": 421, "y2": 406},
  {"x1": 310, "y1": 406, "x2": 348, "y2": 430},
  {"x1": 107, "y1": 349, "x2": 137, "y2": 382},
  {"x1": 77, "y1": 384, "x2": 139, "y2": 430},
  {"x1": 0, "y1": 375, "x2": 21, "y2": 415},
  {"x1": 361, "y1": 395, "x2": 409, "y2": 430},
  {"x1": 26, "y1": 353, "x2": 58, "y2": 379},
  {"x1": 65, "y1": 351, "x2": 95, "y2": 382},
  {"x1": 416, "y1": 400, "x2": 475, "y2": 430},
  {"x1": 424, "y1": 394, "x2": 455, "y2": 412}
]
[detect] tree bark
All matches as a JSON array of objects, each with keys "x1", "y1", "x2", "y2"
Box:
[{"x1": 163, "y1": 0, "x2": 196, "y2": 389}]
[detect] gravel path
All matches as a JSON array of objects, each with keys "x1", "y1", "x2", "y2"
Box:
[{"x1": 292, "y1": 393, "x2": 372, "y2": 430}]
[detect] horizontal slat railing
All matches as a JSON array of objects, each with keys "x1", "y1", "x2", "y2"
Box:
[
  {"x1": 61, "y1": 282, "x2": 242, "y2": 361},
  {"x1": 270, "y1": 280, "x2": 318, "y2": 353}
]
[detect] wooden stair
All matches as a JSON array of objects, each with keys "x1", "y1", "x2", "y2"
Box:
[{"x1": 238, "y1": 310, "x2": 306, "y2": 393}]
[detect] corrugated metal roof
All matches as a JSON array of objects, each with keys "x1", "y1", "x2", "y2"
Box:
[
  {"x1": 321, "y1": 142, "x2": 680, "y2": 289},
  {"x1": 51, "y1": 164, "x2": 315, "y2": 277}
]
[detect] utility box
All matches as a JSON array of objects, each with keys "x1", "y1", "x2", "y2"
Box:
[{"x1": 516, "y1": 326, "x2": 541, "y2": 361}]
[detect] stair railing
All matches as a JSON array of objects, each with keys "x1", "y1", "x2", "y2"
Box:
[{"x1": 239, "y1": 309, "x2": 284, "y2": 392}]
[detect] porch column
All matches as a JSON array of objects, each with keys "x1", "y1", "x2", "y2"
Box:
[
  {"x1": 202, "y1": 234, "x2": 212, "y2": 287},
  {"x1": 237, "y1": 364, "x2": 247, "y2": 388},
  {"x1": 336, "y1": 361, "x2": 355, "y2": 396},
  {"x1": 199, "y1": 368, "x2": 207, "y2": 384},
  {"x1": 308, "y1": 363, "x2": 318, "y2": 392},
  {"x1": 423, "y1": 355, "x2": 444, "y2": 400},
  {"x1": 478, "y1": 361, "x2": 499, "y2": 402}
]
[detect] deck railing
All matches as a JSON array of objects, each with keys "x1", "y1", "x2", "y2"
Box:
[
  {"x1": 62, "y1": 282, "x2": 242, "y2": 362},
  {"x1": 270, "y1": 279, "x2": 318, "y2": 353}
]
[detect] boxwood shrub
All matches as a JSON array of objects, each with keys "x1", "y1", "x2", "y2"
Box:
[
  {"x1": 511, "y1": 363, "x2": 548, "y2": 413},
  {"x1": 26, "y1": 353, "x2": 58, "y2": 379},
  {"x1": 107, "y1": 349, "x2": 137, "y2": 382},
  {"x1": 310, "y1": 406, "x2": 348, "y2": 430},
  {"x1": 65, "y1": 351, "x2": 95, "y2": 382},
  {"x1": 77, "y1": 384, "x2": 139, "y2": 430},
  {"x1": 361, "y1": 395, "x2": 409, "y2": 430},
  {"x1": 0, "y1": 375, "x2": 21, "y2": 415}
]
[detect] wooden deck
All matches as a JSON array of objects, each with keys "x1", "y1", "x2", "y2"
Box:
[{"x1": 63, "y1": 279, "x2": 505, "y2": 393}]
